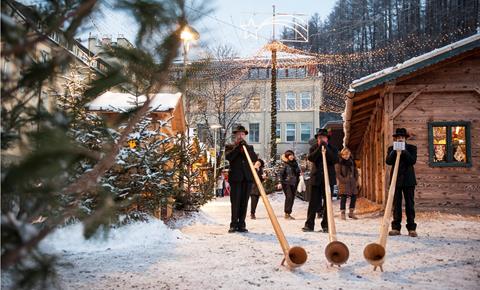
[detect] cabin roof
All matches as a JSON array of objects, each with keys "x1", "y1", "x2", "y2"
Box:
[
  {"x1": 86, "y1": 91, "x2": 182, "y2": 113},
  {"x1": 343, "y1": 34, "x2": 480, "y2": 152}
]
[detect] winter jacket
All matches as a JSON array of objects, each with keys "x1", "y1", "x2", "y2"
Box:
[
  {"x1": 250, "y1": 166, "x2": 264, "y2": 196},
  {"x1": 308, "y1": 142, "x2": 338, "y2": 187},
  {"x1": 225, "y1": 142, "x2": 258, "y2": 183},
  {"x1": 335, "y1": 157, "x2": 358, "y2": 196},
  {"x1": 280, "y1": 154, "x2": 301, "y2": 186},
  {"x1": 386, "y1": 143, "x2": 417, "y2": 187}
]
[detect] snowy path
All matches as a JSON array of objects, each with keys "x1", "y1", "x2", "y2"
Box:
[{"x1": 46, "y1": 194, "x2": 479, "y2": 290}]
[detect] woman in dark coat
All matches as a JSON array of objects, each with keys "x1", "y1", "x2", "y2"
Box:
[
  {"x1": 280, "y1": 150, "x2": 301, "y2": 220},
  {"x1": 250, "y1": 159, "x2": 265, "y2": 220},
  {"x1": 335, "y1": 147, "x2": 359, "y2": 220}
]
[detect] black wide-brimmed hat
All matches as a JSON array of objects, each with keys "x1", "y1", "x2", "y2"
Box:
[
  {"x1": 232, "y1": 125, "x2": 248, "y2": 135},
  {"x1": 393, "y1": 128, "x2": 409, "y2": 137},
  {"x1": 314, "y1": 128, "x2": 330, "y2": 139}
]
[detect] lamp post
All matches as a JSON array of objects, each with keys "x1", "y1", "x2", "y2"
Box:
[
  {"x1": 210, "y1": 124, "x2": 222, "y2": 197},
  {"x1": 180, "y1": 25, "x2": 200, "y2": 131}
]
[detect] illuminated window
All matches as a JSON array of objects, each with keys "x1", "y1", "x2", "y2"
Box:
[{"x1": 428, "y1": 122, "x2": 471, "y2": 167}]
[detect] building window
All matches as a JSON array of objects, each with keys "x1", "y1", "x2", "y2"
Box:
[
  {"x1": 296, "y1": 67, "x2": 306, "y2": 78},
  {"x1": 278, "y1": 68, "x2": 287, "y2": 78},
  {"x1": 286, "y1": 123, "x2": 296, "y2": 142},
  {"x1": 249, "y1": 123, "x2": 260, "y2": 143},
  {"x1": 300, "y1": 92, "x2": 311, "y2": 109},
  {"x1": 248, "y1": 95, "x2": 261, "y2": 111},
  {"x1": 300, "y1": 123, "x2": 312, "y2": 142},
  {"x1": 276, "y1": 93, "x2": 281, "y2": 111},
  {"x1": 276, "y1": 123, "x2": 281, "y2": 142},
  {"x1": 428, "y1": 121, "x2": 471, "y2": 167},
  {"x1": 286, "y1": 92, "x2": 296, "y2": 110},
  {"x1": 258, "y1": 68, "x2": 267, "y2": 79},
  {"x1": 249, "y1": 68, "x2": 259, "y2": 79}
]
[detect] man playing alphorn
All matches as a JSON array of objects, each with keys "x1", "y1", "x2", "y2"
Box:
[
  {"x1": 302, "y1": 129, "x2": 338, "y2": 233},
  {"x1": 225, "y1": 125, "x2": 258, "y2": 233},
  {"x1": 386, "y1": 128, "x2": 418, "y2": 237}
]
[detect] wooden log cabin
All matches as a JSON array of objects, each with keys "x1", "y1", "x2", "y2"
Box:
[
  {"x1": 343, "y1": 34, "x2": 480, "y2": 210},
  {"x1": 86, "y1": 91, "x2": 186, "y2": 136}
]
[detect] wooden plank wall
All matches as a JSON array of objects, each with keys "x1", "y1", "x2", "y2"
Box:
[
  {"x1": 357, "y1": 51, "x2": 480, "y2": 209},
  {"x1": 391, "y1": 53, "x2": 480, "y2": 208}
]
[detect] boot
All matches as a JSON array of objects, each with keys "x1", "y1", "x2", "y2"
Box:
[
  {"x1": 285, "y1": 213, "x2": 295, "y2": 220},
  {"x1": 408, "y1": 230, "x2": 418, "y2": 237},
  {"x1": 250, "y1": 213, "x2": 256, "y2": 220},
  {"x1": 340, "y1": 210, "x2": 346, "y2": 220},
  {"x1": 389, "y1": 229, "x2": 401, "y2": 236},
  {"x1": 348, "y1": 209, "x2": 358, "y2": 220}
]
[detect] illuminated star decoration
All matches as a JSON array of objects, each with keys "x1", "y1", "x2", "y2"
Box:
[{"x1": 240, "y1": 17, "x2": 259, "y2": 40}]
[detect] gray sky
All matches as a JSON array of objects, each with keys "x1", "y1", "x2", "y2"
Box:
[{"x1": 84, "y1": 0, "x2": 337, "y2": 57}]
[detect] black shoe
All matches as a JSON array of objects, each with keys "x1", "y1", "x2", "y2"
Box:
[
  {"x1": 302, "y1": 226, "x2": 314, "y2": 232},
  {"x1": 228, "y1": 227, "x2": 236, "y2": 233},
  {"x1": 322, "y1": 228, "x2": 329, "y2": 233},
  {"x1": 237, "y1": 228, "x2": 248, "y2": 233}
]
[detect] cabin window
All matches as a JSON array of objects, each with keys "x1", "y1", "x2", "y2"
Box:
[{"x1": 428, "y1": 121, "x2": 471, "y2": 167}]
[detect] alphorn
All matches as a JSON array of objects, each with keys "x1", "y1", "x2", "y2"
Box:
[
  {"x1": 363, "y1": 150, "x2": 401, "y2": 272},
  {"x1": 321, "y1": 146, "x2": 350, "y2": 266},
  {"x1": 242, "y1": 145, "x2": 308, "y2": 269}
]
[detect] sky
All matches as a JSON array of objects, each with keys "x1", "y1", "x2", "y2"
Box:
[{"x1": 84, "y1": 0, "x2": 338, "y2": 58}]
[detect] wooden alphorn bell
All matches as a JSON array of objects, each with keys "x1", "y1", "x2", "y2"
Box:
[
  {"x1": 363, "y1": 150, "x2": 401, "y2": 272},
  {"x1": 321, "y1": 146, "x2": 350, "y2": 266},
  {"x1": 242, "y1": 145, "x2": 308, "y2": 269}
]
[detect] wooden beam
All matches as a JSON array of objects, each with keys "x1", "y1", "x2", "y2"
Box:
[
  {"x1": 474, "y1": 87, "x2": 480, "y2": 98},
  {"x1": 351, "y1": 114, "x2": 372, "y2": 124},
  {"x1": 393, "y1": 83, "x2": 480, "y2": 93},
  {"x1": 352, "y1": 98, "x2": 378, "y2": 111},
  {"x1": 391, "y1": 89, "x2": 425, "y2": 119}
]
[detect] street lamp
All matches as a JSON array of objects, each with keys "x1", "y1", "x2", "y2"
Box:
[
  {"x1": 210, "y1": 124, "x2": 222, "y2": 197},
  {"x1": 180, "y1": 25, "x2": 200, "y2": 137}
]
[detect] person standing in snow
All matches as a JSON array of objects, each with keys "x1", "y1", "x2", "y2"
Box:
[
  {"x1": 302, "y1": 129, "x2": 338, "y2": 233},
  {"x1": 225, "y1": 125, "x2": 258, "y2": 233},
  {"x1": 279, "y1": 150, "x2": 301, "y2": 220},
  {"x1": 250, "y1": 158, "x2": 265, "y2": 220},
  {"x1": 216, "y1": 173, "x2": 224, "y2": 197},
  {"x1": 335, "y1": 148, "x2": 359, "y2": 220},
  {"x1": 386, "y1": 128, "x2": 418, "y2": 237}
]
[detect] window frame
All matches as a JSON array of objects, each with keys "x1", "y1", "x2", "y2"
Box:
[
  {"x1": 285, "y1": 92, "x2": 296, "y2": 110},
  {"x1": 428, "y1": 121, "x2": 472, "y2": 167},
  {"x1": 285, "y1": 123, "x2": 296, "y2": 142},
  {"x1": 300, "y1": 122, "x2": 312, "y2": 142},
  {"x1": 275, "y1": 123, "x2": 282, "y2": 143},
  {"x1": 249, "y1": 123, "x2": 260, "y2": 143},
  {"x1": 300, "y1": 92, "x2": 311, "y2": 110}
]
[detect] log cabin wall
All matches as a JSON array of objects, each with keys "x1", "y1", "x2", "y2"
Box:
[
  {"x1": 390, "y1": 53, "x2": 480, "y2": 208},
  {"x1": 356, "y1": 51, "x2": 480, "y2": 209}
]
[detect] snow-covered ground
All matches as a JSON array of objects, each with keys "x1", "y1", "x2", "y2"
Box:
[{"x1": 40, "y1": 194, "x2": 480, "y2": 289}]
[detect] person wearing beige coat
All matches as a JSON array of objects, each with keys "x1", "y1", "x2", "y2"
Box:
[{"x1": 335, "y1": 148, "x2": 359, "y2": 220}]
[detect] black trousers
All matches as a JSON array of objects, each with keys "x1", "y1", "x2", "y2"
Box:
[
  {"x1": 250, "y1": 195, "x2": 260, "y2": 214},
  {"x1": 391, "y1": 186, "x2": 417, "y2": 231},
  {"x1": 340, "y1": 194, "x2": 357, "y2": 210},
  {"x1": 305, "y1": 185, "x2": 328, "y2": 230},
  {"x1": 230, "y1": 181, "x2": 252, "y2": 229},
  {"x1": 282, "y1": 183, "x2": 296, "y2": 214}
]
